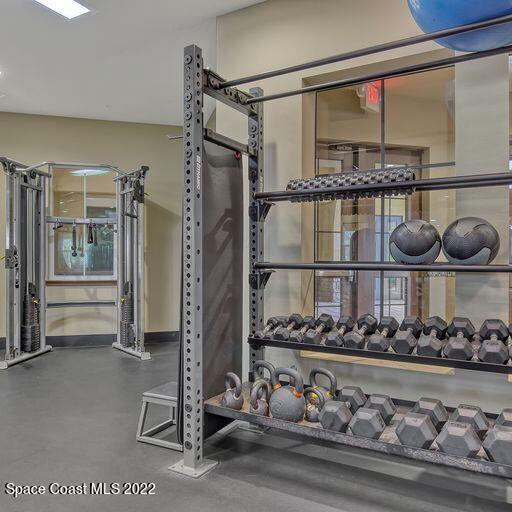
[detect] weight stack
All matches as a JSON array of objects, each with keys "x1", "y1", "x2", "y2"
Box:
[
  {"x1": 120, "y1": 292, "x2": 134, "y2": 347},
  {"x1": 21, "y1": 294, "x2": 41, "y2": 353}
]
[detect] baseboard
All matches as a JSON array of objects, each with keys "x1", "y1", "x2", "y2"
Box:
[
  {"x1": 0, "y1": 331, "x2": 178, "y2": 349},
  {"x1": 145, "y1": 331, "x2": 179, "y2": 343}
]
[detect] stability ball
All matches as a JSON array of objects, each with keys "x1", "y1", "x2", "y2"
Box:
[{"x1": 407, "y1": 0, "x2": 512, "y2": 52}]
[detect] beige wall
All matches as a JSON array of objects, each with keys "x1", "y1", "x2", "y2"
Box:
[
  {"x1": 0, "y1": 112, "x2": 182, "y2": 336},
  {"x1": 217, "y1": 0, "x2": 512, "y2": 412}
]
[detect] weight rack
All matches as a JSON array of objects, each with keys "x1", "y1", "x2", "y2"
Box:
[{"x1": 174, "y1": 14, "x2": 512, "y2": 479}]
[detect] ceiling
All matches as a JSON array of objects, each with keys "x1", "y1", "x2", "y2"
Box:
[{"x1": 0, "y1": 0, "x2": 264, "y2": 125}]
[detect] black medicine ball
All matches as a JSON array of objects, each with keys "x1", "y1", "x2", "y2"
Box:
[
  {"x1": 442, "y1": 217, "x2": 499, "y2": 265},
  {"x1": 389, "y1": 220, "x2": 441, "y2": 264}
]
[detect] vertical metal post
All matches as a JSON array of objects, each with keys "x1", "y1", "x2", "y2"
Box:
[
  {"x1": 248, "y1": 87, "x2": 265, "y2": 374},
  {"x1": 379, "y1": 79, "x2": 386, "y2": 319},
  {"x1": 170, "y1": 45, "x2": 217, "y2": 477},
  {"x1": 38, "y1": 173, "x2": 47, "y2": 350},
  {"x1": 116, "y1": 178, "x2": 124, "y2": 347},
  {"x1": 4, "y1": 169, "x2": 16, "y2": 360},
  {"x1": 13, "y1": 173, "x2": 21, "y2": 355},
  {"x1": 136, "y1": 177, "x2": 145, "y2": 351}
]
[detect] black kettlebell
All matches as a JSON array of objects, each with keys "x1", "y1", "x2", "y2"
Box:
[
  {"x1": 221, "y1": 372, "x2": 243, "y2": 410},
  {"x1": 269, "y1": 367, "x2": 305, "y2": 422},
  {"x1": 252, "y1": 360, "x2": 275, "y2": 394},
  {"x1": 309, "y1": 367, "x2": 337, "y2": 404},
  {"x1": 304, "y1": 386, "x2": 326, "y2": 422},
  {"x1": 249, "y1": 380, "x2": 271, "y2": 416}
]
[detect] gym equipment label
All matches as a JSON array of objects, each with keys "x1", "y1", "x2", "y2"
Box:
[{"x1": 4, "y1": 482, "x2": 157, "y2": 497}]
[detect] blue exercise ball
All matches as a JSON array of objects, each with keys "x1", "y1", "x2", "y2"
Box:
[{"x1": 407, "y1": 0, "x2": 512, "y2": 52}]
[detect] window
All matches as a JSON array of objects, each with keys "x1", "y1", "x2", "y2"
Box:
[
  {"x1": 314, "y1": 65, "x2": 457, "y2": 323},
  {"x1": 48, "y1": 166, "x2": 117, "y2": 281}
]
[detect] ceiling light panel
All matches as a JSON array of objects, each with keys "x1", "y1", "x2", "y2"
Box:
[{"x1": 32, "y1": 0, "x2": 90, "y2": 20}]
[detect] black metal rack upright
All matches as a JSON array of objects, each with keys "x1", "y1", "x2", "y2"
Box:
[{"x1": 173, "y1": 15, "x2": 512, "y2": 479}]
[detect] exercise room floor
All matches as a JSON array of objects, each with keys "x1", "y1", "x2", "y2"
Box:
[{"x1": 1, "y1": 343, "x2": 511, "y2": 512}]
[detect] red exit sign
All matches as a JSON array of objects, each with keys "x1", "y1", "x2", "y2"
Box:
[{"x1": 359, "y1": 82, "x2": 380, "y2": 113}]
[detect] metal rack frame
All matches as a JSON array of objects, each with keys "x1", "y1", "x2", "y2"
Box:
[
  {"x1": 175, "y1": 15, "x2": 512, "y2": 479},
  {"x1": 1, "y1": 158, "x2": 149, "y2": 368}
]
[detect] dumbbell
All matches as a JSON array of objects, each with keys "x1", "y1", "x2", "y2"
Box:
[
  {"x1": 343, "y1": 314, "x2": 378, "y2": 349},
  {"x1": 289, "y1": 316, "x2": 316, "y2": 343},
  {"x1": 443, "y1": 317, "x2": 475, "y2": 360},
  {"x1": 364, "y1": 394, "x2": 396, "y2": 424},
  {"x1": 303, "y1": 314, "x2": 334, "y2": 344},
  {"x1": 348, "y1": 407, "x2": 386, "y2": 439},
  {"x1": 391, "y1": 316, "x2": 423, "y2": 354},
  {"x1": 367, "y1": 316, "x2": 399, "y2": 352},
  {"x1": 273, "y1": 314, "x2": 304, "y2": 341},
  {"x1": 484, "y1": 425, "x2": 512, "y2": 466},
  {"x1": 436, "y1": 421, "x2": 481, "y2": 458},
  {"x1": 337, "y1": 385, "x2": 366, "y2": 412},
  {"x1": 411, "y1": 397, "x2": 449, "y2": 432},
  {"x1": 416, "y1": 316, "x2": 447, "y2": 357},
  {"x1": 325, "y1": 316, "x2": 355, "y2": 347},
  {"x1": 450, "y1": 404, "x2": 489, "y2": 439},
  {"x1": 496, "y1": 408, "x2": 512, "y2": 427},
  {"x1": 478, "y1": 319, "x2": 509, "y2": 364},
  {"x1": 396, "y1": 412, "x2": 437, "y2": 449},
  {"x1": 254, "y1": 316, "x2": 287, "y2": 339}
]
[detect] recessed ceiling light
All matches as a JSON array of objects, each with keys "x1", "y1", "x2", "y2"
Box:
[
  {"x1": 71, "y1": 169, "x2": 109, "y2": 176},
  {"x1": 32, "y1": 0, "x2": 90, "y2": 20}
]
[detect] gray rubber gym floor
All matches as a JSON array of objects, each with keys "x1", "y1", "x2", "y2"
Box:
[{"x1": 1, "y1": 343, "x2": 511, "y2": 512}]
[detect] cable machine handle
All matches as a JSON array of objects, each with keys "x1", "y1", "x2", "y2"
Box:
[{"x1": 71, "y1": 224, "x2": 77, "y2": 257}]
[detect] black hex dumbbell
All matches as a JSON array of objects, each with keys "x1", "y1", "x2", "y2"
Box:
[
  {"x1": 367, "y1": 316, "x2": 399, "y2": 352},
  {"x1": 478, "y1": 319, "x2": 509, "y2": 364},
  {"x1": 325, "y1": 316, "x2": 355, "y2": 347},
  {"x1": 289, "y1": 316, "x2": 316, "y2": 343},
  {"x1": 273, "y1": 314, "x2": 304, "y2": 341},
  {"x1": 343, "y1": 314, "x2": 378, "y2": 349},
  {"x1": 450, "y1": 404, "x2": 489, "y2": 439},
  {"x1": 416, "y1": 316, "x2": 447, "y2": 357},
  {"x1": 443, "y1": 317, "x2": 475, "y2": 360},
  {"x1": 254, "y1": 316, "x2": 287, "y2": 339},
  {"x1": 303, "y1": 314, "x2": 334, "y2": 344},
  {"x1": 391, "y1": 316, "x2": 423, "y2": 354}
]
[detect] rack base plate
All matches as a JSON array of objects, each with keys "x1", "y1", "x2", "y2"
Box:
[{"x1": 169, "y1": 458, "x2": 218, "y2": 478}]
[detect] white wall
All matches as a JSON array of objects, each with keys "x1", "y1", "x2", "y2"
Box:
[{"x1": 216, "y1": 0, "x2": 512, "y2": 412}]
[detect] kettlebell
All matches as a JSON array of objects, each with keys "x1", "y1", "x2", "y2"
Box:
[
  {"x1": 249, "y1": 380, "x2": 271, "y2": 416},
  {"x1": 252, "y1": 360, "x2": 275, "y2": 394},
  {"x1": 221, "y1": 372, "x2": 244, "y2": 410},
  {"x1": 309, "y1": 367, "x2": 337, "y2": 405},
  {"x1": 269, "y1": 367, "x2": 305, "y2": 422},
  {"x1": 304, "y1": 386, "x2": 326, "y2": 422}
]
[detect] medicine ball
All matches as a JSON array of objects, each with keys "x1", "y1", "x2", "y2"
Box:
[
  {"x1": 442, "y1": 217, "x2": 500, "y2": 265},
  {"x1": 407, "y1": 0, "x2": 512, "y2": 52},
  {"x1": 389, "y1": 220, "x2": 441, "y2": 264}
]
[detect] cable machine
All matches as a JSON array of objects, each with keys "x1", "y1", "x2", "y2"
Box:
[
  {"x1": 1, "y1": 158, "x2": 49, "y2": 369},
  {"x1": 113, "y1": 167, "x2": 148, "y2": 360},
  {"x1": 1, "y1": 158, "x2": 148, "y2": 369}
]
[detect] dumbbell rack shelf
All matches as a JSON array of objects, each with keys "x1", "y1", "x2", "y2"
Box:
[
  {"x1": 248, "y1": 337, "x2": 512, "y2": 375},
  {"x1": 178, "y1": 30, "x2": 512, "y2": 479},
  {"x1": 205, "y1": 383, "x2": 512, "y2": 479}
]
